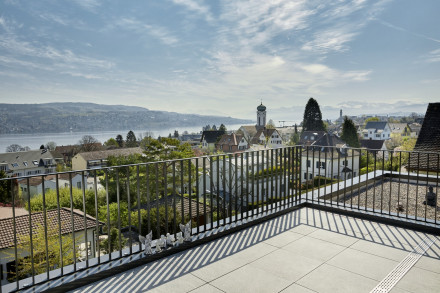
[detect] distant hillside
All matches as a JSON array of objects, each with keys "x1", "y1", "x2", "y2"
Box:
[{"x1": 0, "y1": 103, "x2": 252, "y2": 134}]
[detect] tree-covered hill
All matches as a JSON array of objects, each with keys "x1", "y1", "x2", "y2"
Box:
[{"x1": 0, "y1": 103, "x2": 252, "y2": 134}]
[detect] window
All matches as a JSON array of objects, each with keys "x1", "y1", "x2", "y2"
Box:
[
  {"x1": 77, "y1": 182, "x2": 82, "y2": 189},
  {"x1": 307, "y1": 160, "x2": 311, "y2": 167},
  {"x1": 342, "y1": 160, "x2": 348, "y2": 166},
  {"x1": 23, "y1": 161, "x2": 28, "y2": 166},
  {"x1": 11, "y1": 163, "x2": 18, "y2": 167},
  {"x1": 33, "y1": 160, "x2": 39, "y2": 165},
  {"x1": 304, "y1": 173, "x2": 307, "y2": 180}
]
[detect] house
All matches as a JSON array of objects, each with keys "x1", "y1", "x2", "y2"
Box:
[
  {"x1": 0, "y1": 149, "x2": 63, "y2": 178},
  {"x1": 299, "y1": 132, "x2": 360, "y2": 182},
  {"x1": 361, "y1": 122, "x2": 391, "y2": 140},
  {"x1": 216, "y1": 133, "x2": 249, "y2": 153},
  {"x1": 388, "y1": 123, "x2": 411, "y2": 137},
  {"x1": 250, "y1": 128, "x2": 283, "y2": 148},
  {"x1": 275, "y1": 126, "x2": 301, "y2": 144},
  {"x1": 200, "y1": 131, "x2": 225, "y2": 151},
  {"x1": 408, "y1": 123, "x2": 422, "y2": 138},
  {"x1": 55, "y1": 145, "x2": 80, "y2": 165},
  {"x1": 0, "y1": 208, "x2": 101, "y2": 285},
  {"x1": 17, "y1": 173, "x2": 85, "y2": 198},
  {"x1": 408, "y1": 103, "x2": 440, "y2": 172},
  {"x1": 72, "y1": 147, "x2": 144, "y2": 171},
  {"x1": 238, "y1": 102, "x2": 268, "y2": 145},
  {"x1": 360, "y1": 139, "x2": 389, "y2": 160}
]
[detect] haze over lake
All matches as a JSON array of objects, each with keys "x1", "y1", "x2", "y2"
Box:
[{"x1": 0, "y1": 124, "x2": 245, "y2": 153}]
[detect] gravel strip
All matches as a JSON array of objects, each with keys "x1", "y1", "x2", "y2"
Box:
[{"x1": 338, "y1": 179, "x2": 440, "y2": 221}]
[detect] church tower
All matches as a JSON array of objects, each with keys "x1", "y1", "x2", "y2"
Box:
[{"x1": 257, "y1": 102, "x2": 266, "y2": 129}]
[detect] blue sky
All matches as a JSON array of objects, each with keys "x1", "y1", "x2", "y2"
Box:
[{"x1": 0, "y1": 0, "x2": 439, "y2": 122}]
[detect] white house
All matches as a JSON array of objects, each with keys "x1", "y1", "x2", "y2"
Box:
[
  {"x1": 251, "y1": 128, "x2": 283, "y2": 149},
  {"x1": 0, "y1": 208, "x2": 101, "y2": 285},
  {"x1": 362, "y1": 122, "x2": 391, "y2": 140},
  {"x1": 0, "y1": 149, "x2": 63, "y2": 178},
  {"x1": 72, "y1": 147, "x2": 144, "y2": 171},
  {"x1": 17, "y1": 173, "x2": 85, "y2": 199}
]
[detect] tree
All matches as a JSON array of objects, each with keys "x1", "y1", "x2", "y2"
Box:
[
  {"x1": 341, "y1": 116, "x2": 360, "y2": 148},
  {"x1": 78, "y1": 135, "x2": 100, "y2": 152},
  {"x1": 40, "y1": 145, "x2": 45, "y2": 149},
  {"x1": 266, "y1": 119, "x2": 276, "y2": 129},
  {"x1": 104, "y1": 138, "x2": 119, "y2": 148},
  {"x1": 294, "y1": 124, "x2": 298, "y2": 134},
  {"x1": 364, "y1": 117, "x2": 380, "y2": 125},
  {"x1": 8, "y1": 222, "x2": 77, "y2": 282},
  {"x1": 116, "y1": 134, "x2": 124, "y2": 147},
  {"x1": 219, "y1": 124, "x2": 227, "y2": 132},
  {"x1": 45, "y1": 142, "x2": 57, "y2": 151},
  {"x1": 6, "y1": 144, "x2": 25, "y2": 152},
  {"x1": 302, "y1": 97, "x2": 325, "y2": 131},
  {"x1": 290, "y1": 132, "x2": 300, "y2": 145},
  {"x1": 212, "y1": 125, "x2": 217, "y2": 130},
  {"x1": 173, "y1": 130, "x2": 179, "y2": 138},
  {"x1": 126, "y1": 130, "x2": 138, "y2": 147},
  {"x1": 0, "y1": 170, "x2": 11, "y2": 203}
]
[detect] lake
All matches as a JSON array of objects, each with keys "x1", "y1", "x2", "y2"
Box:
[{"x1": 0, "y1": 124, "x2": 245, "y2": 152}]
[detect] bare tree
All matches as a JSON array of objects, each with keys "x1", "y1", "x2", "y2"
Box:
[
  {"x1": 6, "y1": 144, "x2": 25, "y2": 152},
  {"x1": 45, "y1": 141, "x2": 57, "y2": 151},
  {"x1": 78, "y1": 135, "x2": 100, "y2": 152}
]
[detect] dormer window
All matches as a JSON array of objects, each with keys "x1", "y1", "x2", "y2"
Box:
[
  {"x1": 11, "y1": 163, "x2": 19, "y2": 167},
  {"x1": 33, "y1": 160, "x2": 39, "y2": 165},
  {"x1": 23, "y1": 161, "x2": 28, "y2": 166}
]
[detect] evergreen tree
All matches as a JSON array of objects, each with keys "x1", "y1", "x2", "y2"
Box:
[
  {"x1": 341, "y1": 116, "x2": 360, "y2": 148},
  {"x1": 302, "y1": 98, "x2": 325, "y2": 131},
  {"x1": 266, "y1": 119, "x2": 276, "y2": 129},
  {"x1": 126, "y1": 131, "x2": 138, "y2": 147},
  {"x1": 294, "y1": 124, "x2": 298, "y2": 134},
  {"x1": 116, "y1": 134, "x2": 124, "y2": 147},
  {"x1": 219, "y1": 124, "x2": 227, "y2": 132},
  {"x1": 174, "y1": 130, "x2": 179, "y2": 138}
]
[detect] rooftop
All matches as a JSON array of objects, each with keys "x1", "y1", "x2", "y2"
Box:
[{"x1": 68, "y1": 206, "x2": 440, "y2": 293}]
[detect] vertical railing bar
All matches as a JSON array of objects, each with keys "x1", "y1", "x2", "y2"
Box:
[
  {"x1": 228, "y1": 154, "x2": 232, "y2": 224},
  {"x1": 275, "y1": 148, "x2": 279, "y2": 210},
  {"x1": 246, "y1": 152, "x2": 249, "y2": 219},
  {"x1": 373, "y1": 152, "x2": 377, "y2": 213},
  {"x1": 397, "y1": 152, "x2": 402, "y2": 218},
  {"x1": 188, "y1": 159, "x2": 192, "y2": 229},
  {"x1": 343, "y1": 154, "x2": 347, "y2": 208},
  {"x1": 406, "y1": 152, "x2": 410, "y2": 219},
  {"x1": 105, "y1": 169, "x2": 111, "y2": 261},
  {"x1": 180, "y1": 161, "x2": 184, "y2": 227},
  {"x1": 357, "y1": 150, "x2": 361, "y2": 210},
  {"x1": 234, "y1": 154, "x2": 238, "y2": 222},
  {"x1": 209, "y1": 158, "x2": 214, "y2": 227},
  {"x1": 136, "y1": 165, "x2": 142, "y2": 253},
  {"x1": 350, "y1": 149, "x2": 354, "y2": 209},
  {"x1": 126, "y1": 166, "x2": 132, "y2": 255},
  {"x1": 251, "y1": 152, "x2": 255, "y2": 217},
  {"x1": 55, "y1": 174, "x2": 64, "y2": 275},
  {"x1": 256, "y1": 151, "x2": 260, "y2": 215},
  {"x1": 287, "y1": 147, "x2": 291, "y2": 207},
  {"x1": 311, "y1": 147, "x2": 315, "y2": 203},
  {"x1": 164, "y1": 162, "x2": 169, "y2": 236},
  {"x1": 195, "y1": 158, "x2": 200, "y2": 234},
  {"x1": 93, "y1": 170, "x2": 100, "y2": 264},
  {"x1": 240, "y1": 153, "x2": 244, "y2": 219},
  {"x1": 116, "y1": 171, "x2": 122, "y2": 258},
  {"x1": 202, "y1": 158, "x2": 206, "y2": 231},
  {"x1": 435, "y1": 153, "x2": 439, "y2": 224},
  {"x1": 416, "y1": 152, "x2": 420, "y2": 220},
  {"x1": 318, "y1": 147, "x2": 321, "y2": 205},
  {"x1": 337, "y1": 150, "x2": 340, "y2": 207},
  {"x1": 266, "y1": 149, "x2": 269, "y2": 213},
  {"x1": 11, "y1": 180, "x2": 19, "y2": 290},
  {"x1": 147, "y1": 164, "x2": 151, "y2": 234},
  {"x1": 81, "y1": 171, "x2": 89, "y2": 267},
  {"x1": 26, "y1": 177, "x2": 35, "y2": 285},
  {"x1": 155, "y1": 163, "x2": 160, "y2": 239},
  {"x1": 271, "y1": 149, "x2": 274, "y2": 212},
  {"x1": 222, "y1": 155, "x2": 226, "y2": 224},
  {"x1": 173, "y1": 161, "x2": 177, "y2": 237},
  {"x1": 389, "y1": 150, "x2": 393, "y2": 215},
  {"x1": 216, "y1": 155, "x2": 220, "y2": 227},
  {"x1": 330, "y1": 148, "x2": 334, "y2": 207},
  {"x1": 425, "y1": 153, "x2": 429, "y2": 222},
  {"x1": 306, "y1": 146, "x2": 309, "y2": 202},
  {"x1": 380, "y1": 153, "x2": 384, "y2": 214},
  {"x1": 42, "y1": 176, "x2": 50, "y2": 279},
  {"x1": 69, "y1": 173, "x2": 77, "y2": 269}
]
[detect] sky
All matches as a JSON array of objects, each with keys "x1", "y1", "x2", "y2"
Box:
[{"x1": 0, "y1": 0, "x2": 439, "y2": 123}]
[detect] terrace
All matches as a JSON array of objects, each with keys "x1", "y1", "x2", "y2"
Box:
[{"x1": 0, "y1": 146, "x2": 439, "y2": 293}]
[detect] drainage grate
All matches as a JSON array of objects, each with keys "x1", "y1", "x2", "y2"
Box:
[{"x1": 370, "y1": 236, "x2": 437, "y2": 293}]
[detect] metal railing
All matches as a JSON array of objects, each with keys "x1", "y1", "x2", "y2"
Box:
[{"x1": 0, "y1": 146, "x2": 439, "y2": 292}]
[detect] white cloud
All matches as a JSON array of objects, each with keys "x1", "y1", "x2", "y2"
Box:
[
  {"x1": 73, "y1": 0, "x2": 101, "y2": 12},
  {"x1": 172, "y1": 0, "x2": 214, "y2": 23},
  {"x1": 116, "y1": 18, "x2": 179, "y2": 45}
]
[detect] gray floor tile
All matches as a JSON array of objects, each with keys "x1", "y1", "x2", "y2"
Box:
[
  {"x1": 415, "y1": 255, "x2": 440, "y2": 274},
  {"x1": 279, "y1": 283, "x2": 317, "y2": 293},
  {"x1": 262, "y1": 230, "x2": 304, "y2": 248},
  {"x1": 350, "y1": 239, "x2": 411, "y2": 262},
  {"x1": 327, "y1": 247, "x2": 399, "y2": 281},
  {"x1": 249, "y1": 249, "x2": 322, "y2": 282},
  {"x1": 210, "y1": 265, "x2": 292, "y2": 293},
  {"x1": 307, "y1": 228, "x2": 362, "y2": 247},
  {"x1": 282, "y1": 235, "x2": 346, "y2": 262},
  {"x1": 189, "y1": 284, "x2": 225, "y2": 293},
  {"x1": 144, "y1": 273, "x2": 206, "y2": 293},
  {"x1": 395, "y1": 266, "x2": 440, "y2": 293},
  {"x1": 297, "y1": 264, "x2": 378, "y2": 293}
]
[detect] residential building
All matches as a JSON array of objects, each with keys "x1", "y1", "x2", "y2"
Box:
[
  {"x1": 0, "y1": 208, "x2": 101, "y2": 285},
  {"x1": 72, "y1": 147, "x2": 144, "y2": 170},
  {"x1": 408, "y1": 123, "x2": 422, "y2": 138},
  {"x1": 250, "y1": 128, "x2": 283, "y2": 148},
  {"x1": 362, "y1": 121, "x2": 391, "y2": 140},
  {"x1": 360, "y1": 139, "x2": 389, "y2": 160},
  {"x1": 216, "y1": 133, "x2": 249, "y2": 153},
  {"x1": 388, "y1": 123, "x2": 411, "y2": 137},
  {"x1": 17, "y1": 173, "x2": 85, "y2": 198},
  {"x1": 0, "y1": 149, "x2": 63, "y2": 178},
  {"x1": 299, "y1": 132, "x2": 359, "y2": 182},
  {"x1": 200, "y1": 131, "x2": 225, "y2": 151}
]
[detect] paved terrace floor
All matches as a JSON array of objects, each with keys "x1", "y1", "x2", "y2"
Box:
[{"x1": 71, "y1": 207, "x2": 440, "y2": 293}]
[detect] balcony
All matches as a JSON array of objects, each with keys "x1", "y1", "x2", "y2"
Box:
[{"x1": 0, "y1": 146, "x2": 439, "y2": 293}]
